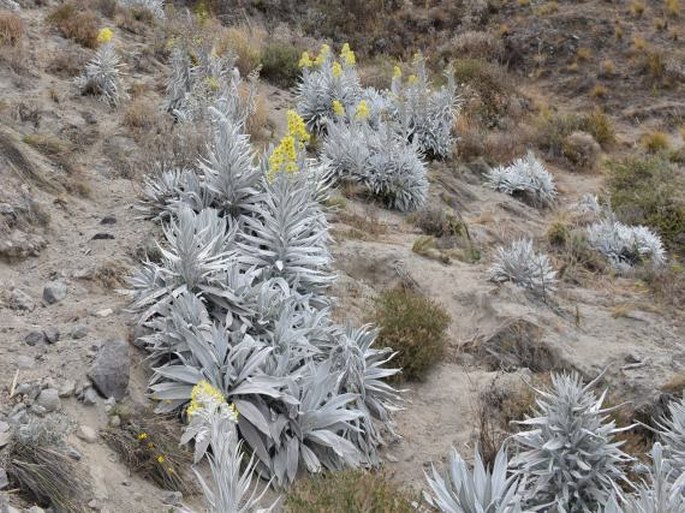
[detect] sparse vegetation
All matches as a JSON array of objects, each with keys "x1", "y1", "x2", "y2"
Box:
[
  {"x1": 286, "y1": 470, "x2": 415, "y2": 513},
  {"x1": 48, "y1": 3, "x2": 100, "y2": 48},
  {"x1": 0, "y1": 10, "x2": 23, "y2": 47},
  {"x1": 641, "y1": 130, "x2": 670, "y2": 153},
  {"x1": 372, "y1": 287, "x2": 451, "y2": 381},
  {"x1": 260, "y1": 41, "x2": 302, "y2": 87}
]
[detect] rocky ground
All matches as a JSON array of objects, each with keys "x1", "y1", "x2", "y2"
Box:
[{"x1": 0, "y1": 0, "x2": 684, "y2": 511}]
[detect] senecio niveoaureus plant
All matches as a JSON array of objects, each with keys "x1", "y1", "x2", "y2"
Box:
[
  {"x1": 178, "y1": 381, "x2": 278, "y2": 513},
  {"x1": 488, "y1": 238, "x2": 557, "y2": 295},
  {"x1": 389, "y1": 52, "x2": 459, "y2": 159},
  {"x1": 296, "y1": 43, "x2": 363, "y2": 133},
  {"x1": 118, "y1": 0, "x2": 165, "y2": 18},
  {"x1": 486, "y1": 152, "x2": 557, "y2": 208},
  {"x1": 511, "y1": 372, "x2": 632, "y2": 513},
  {"x1": 425, "y1": 445, "x2": 527, "y2": 513},
  {"x1": 132, "y1": 97, "x2": 403, "y2": 489},
  {"x1": 585, "y1": 219, "x2": 665, "y2": 271},
  {"x1": 76, "y1": 28, "x2": 127, "y2": 106}
]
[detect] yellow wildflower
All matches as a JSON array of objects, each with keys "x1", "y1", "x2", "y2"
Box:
[
  {"x1": 157, "y1": 455, "x2": 166, "y2": 464},
  {"x1": 268, "y1": 135, "x2": 300, "y2": 181},
  {"x1": 393, "y1": 65, "x2": 402, "y2": 80},
  {"x1": 286, "y1": 110, "x2": 310, "y2": 143},
  {"x1": 341, "y1": 43, "x2": 356, "y2": 66},
  {"x1": 407, "y1": 74, "x2": 418, "y2": 85},
  {"x1": 355, "y1": 100, "x2": 370, "y2": 121},
  {"x1": 332, "y1": 99, "x2": 345, "y2": 116},
  {"x1": 314, "y1": 43, "x2": 330, "y2": 66},
  {"x1": 229, "y1": 403, "x2": 239, "y2": 418},
  {"x1": 137, "y1": 433, "x2": 148, "y2": 441},
  {"x1": 299, "y1": 51, "x2": 313, "y2": 68},
  {"x1": 187, "y1": 380, "x2": 226, "y2": 417},
  {"x1": 332, "y1": 61, "x2": 342, "y2": 78},
  {"x1": 97, "y1": 27, "x2": 113, "y2": 45}
]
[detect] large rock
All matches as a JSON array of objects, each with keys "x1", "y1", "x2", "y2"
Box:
[
  {"x1": 8, "y1": 289, "x2": 35, "y2": 311},
  {"x1": 42, "y1": 281, "x2": 67, "y2": 304},
  {"x1": 87, "y1": 339, "x2": 129, "y2": 400},
  {"x1": 36, "y1": 388, "x2": 61, "y2": 413}
]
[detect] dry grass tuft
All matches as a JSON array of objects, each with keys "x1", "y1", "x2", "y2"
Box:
[
  {"x1": 641, "y1": 130, "x2": 670, "y2": 153},
  {"x1": 629, "y1": 0, "x2": 646, "y2": 16},
  {"x1": 0, "y1": 10, "x2": 24, "y2": 47},
  {"x1": 102, "y1": 408, "x2": 193, "y2": 493},
  {"x1": 665, "y1": 0, "x2": 680, "y2": 17},
  {"x1": 48, "y1": 3, "x2": 100, "y2": 48},
  {"x1": 286, "y1": 470, "x2": 416, "y2": 513},
  {"x1": 3, "y1": 419, "x2": 90, "y2": 513},
  {"x1": 217, "y1": 24, "x2": 265, "y2": 77}
]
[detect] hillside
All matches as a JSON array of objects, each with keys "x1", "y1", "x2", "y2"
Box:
[{"x1": 0, "y1": 0, "x2": 684, "y2": 512}]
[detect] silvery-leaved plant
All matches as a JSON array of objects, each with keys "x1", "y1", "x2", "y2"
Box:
[
  {"x1": 76, "y1": 41, "x2": 127, "y2": 107},
  {"x1": 586, "y1": 219, "x2": 665, "y2": 270},
  {"x1": 237, "y1": 171, "x2": 335, "y2": 298},
  {"x1": 198, "y1": 105, "x2": 262, "y2": 219},
  {"x1": 128, "y1": 206, "x2": 237, "y2": 323},
  {"x1": 654, "y1": 396, "x2": 685, "y2": 478},
  {"x1": 179, "y1": 381, "x2": 278, "y2": 513},
  {"x1": 390, "y1": 53, "x2": 459, "y2": 159},
  {"x1": 136, "y1": 167, "x2": 208, "y2": 220},
  {"x1": 488, "y1": 239, "x2": 557, "y2": 294},
  {"x1": 486, "y1": 152, "x2": 557, "y2": 208},
  {"x1": 296, "y1": 44, "x2": 363, "y2": 133},
  {"x1": 511, "y1": 372, "x2": 632, "y2": 513},
  {"x1": 322, "y1": 119, "x2": 428, "y2": 212},
  {"x1": 425, "y1": 445, "x2": 527, "y2": 513}
]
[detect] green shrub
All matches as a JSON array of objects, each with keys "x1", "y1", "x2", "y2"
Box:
[
  {"x1": 285, "y1": 470, "x2": 415, "y2": 513},
  {"x1": 534, "y1": 108, "x2": 614, "y2": 159},
  {"x1": 372, "y1": 287, "x2": 451, "y2": 381},
  {"x1": 260, "y1": 42, "x2": 301, "y2": 87},
  {"x1": 453, "y1": 58, "x2": 513, "y2": 124},
  {"x1": 607, "y1": 156, "x2": 685, "y2": 253}
]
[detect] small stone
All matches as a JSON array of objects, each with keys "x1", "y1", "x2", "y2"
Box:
[
  {"x1": 71, "y1": 324, "x2": 88, "y2": 339},
  {"x1": 31, "y1": 405, "x2": 47, "y2": 416},
  {"x1": 16, "y1": 355, "x2": 34, "y2": 370},
  {"x1": 36, "y1": 389, "x2": 61, "y2": 413},
  {"x1": 94, "y1": 308, "x2": 113, "y2": 318},
  {"x1": 100, "y1": 215, "x2": 117, "y2": 225},
  {"x1": 0, "y1": 431, "x2": 9, "y2": 448},
  {"x1": 43, "y1": 327, "x2": 60, "y2": 344},
  {"x1": 9, "y1": 289, "x2": 35, "y2": 311},
  {"x1": 76, "y1": 425, "x2": 98, "y2": 443},
  {"x1": 0, "y1": 421, "x2": 9, "y2": 432},
  {"x1": 385, "y1": 453, "x2": 399, "y2": 463},
  {"x1": 87, "y1": 339, "x2": 129, "y2": 400},
  {"x1": 24, "y1": 331, "x2": 46, "y2": 346},
  {"x1": 67, "y1": 447, "x2": 82, "y2": 460},
  {"x1": 43, "y1": 281, "x2": 68, "y2": 304},
  {"x1": 27, "y1": 506, "x2": 46, "y2": 513},
  {"x1": 161, "y1": 491, "x2": 183, "y2": 506},
  {"x1": 82, "y1": 387, "x2": 98, "y2": 406},
  {"x1": 91, "y1": 233, "x2": 115, "y2": 240},
  {"x1": 0, "y1": 467, "x2": 8, "y2": 489},
  {"x1": 88, "y1": 499, "x2": 101, "y2": 511},
  {"x1": 59, "y1": 380, "x2": 76, "y2": 398},
  {"x1": 108, "y1": 415, "x2": 121, "y2": 428}
]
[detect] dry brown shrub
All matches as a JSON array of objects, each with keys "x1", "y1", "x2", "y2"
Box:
[
  {"x1": 562, "y1": 131, "x2": 601, "y2": 171},
  {"x1": 217, "y1": 24, "x2": 265, "y2": 76},
  {"x1": 445, "y1": 30, "x2": 504, "y2": 62},
  {"x1": 0, "y1": 10, "x2": 23, "y2": 47},
  {"x1": 48, "y1": 2, "x2": 100, "y2": 48},
  {"x1": 123, "y1": 96, "x2": 160, "y2": 132}
]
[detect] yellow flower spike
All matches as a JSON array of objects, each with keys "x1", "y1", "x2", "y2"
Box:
[
  {"x1": 355, "y1": 100, "x2": 370, "y2": 121},
  {"x1": 97, "y1": 27, "x2": 113, "y2": 45},
  {"x1": 407, "y1": 74, "x2": 418, "y2": 85},
  {"x1": 332, "y1": 99, "x2": 345, "y2": 116},
  {"x1": 314, "y1": 43, "x2": 330, "y2": 67},
  {"x1": 137, "y1": 433, "x2": 148, "y2": 441},
  {"x1": 157, "y1": 455, "x2": 166, "y2": 464},
  {"x1": 341, "y1": 43, "x2": 356, "y2": 65},
  {"x1": 187, "y1": 380, "x2": 226, "y2": 417},
  {"x1": 393, "y1": 65, "x2": 402, "y2": 80},
  {"x1": 299, "y1": 51, "x2": 313, "y2": 68},
  {"x1": 286, "y1": 110, "x2": 310, "y2": 143},
  {"x1": 332, "y1": 61, "x2": 343, "y2": 78}
]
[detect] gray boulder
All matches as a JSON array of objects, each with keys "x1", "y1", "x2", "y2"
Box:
[
  {"x1": 42, "y1": 281, "x2": 67, "y2": 304},
  {"x1": 87, "y1": 339, "x2": 129, "y2": 399}
]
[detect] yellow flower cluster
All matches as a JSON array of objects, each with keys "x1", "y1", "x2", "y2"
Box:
[
  {"x1": 314, "y1": 44, "x2": 330, "y2": 67},
  {"x1": 299, "y1": 51, "x2": 313, "y2": 68},
  {"x1": 340, "y1": 43, "x2": 356, "y2": 66},
  {"x1": 407, "y1": 74, "x2": 418, "y2": 85},
  {"x1": 287, "y1": 110, "x2": 311, "y2": 143},
  {"x1": 186, "y1": 380, "x2": 226, "y2": 417},
  {"x1": 332, "y1": 99, "x2": 345, "y2": 116},
  {"x1": 268, "y1": 111, "x2": 310, "y2": 182},
  {"x1": 97, "y1": 27, "x2": 113, "y2": 45},
  {"x1": 137, "y1": 432, "x2": 148, "y2": 441},
  {"x1": 332, "y1": 61, "x2": 343, "y2": 78},
  {"x1": 355, "y1": 100, "x2": 370, "y2": 121},
  {"x1": 393, "y1": 65, "x2": 402, "y2": 80}
]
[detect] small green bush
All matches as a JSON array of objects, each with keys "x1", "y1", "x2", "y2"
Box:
[
  {"x1": 260, "y1": 42, "x2": 301, "y2": 87},
  {"x1": 372, "y1": 287, "x2": 451, "y2": 381},
  {"x1": 453, "y1": 58, "x2": 513, "y2": 124},
  {"x1": 285, "y1": 470, "x2": 415, "y2": 513},
  {"x1": 534, "y1": 108, "x2": 615, "y2": 159},
  {"x1": 607, "y1": 156, "x2": 685, "y2": 253}
]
